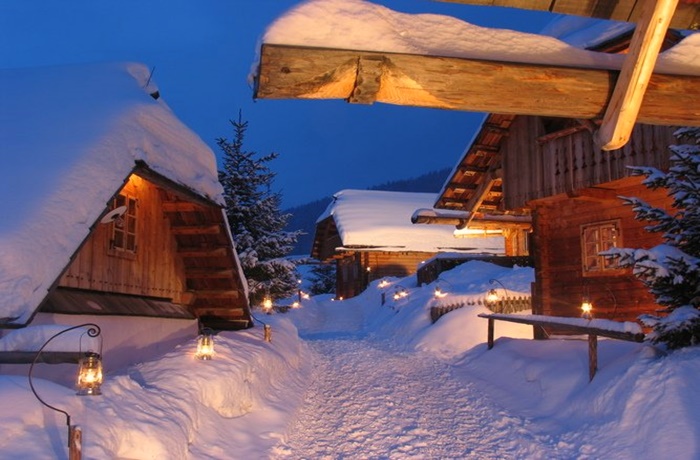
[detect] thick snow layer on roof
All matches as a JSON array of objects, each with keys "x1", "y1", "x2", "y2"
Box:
[
  {"x1": 263, "y1": 0, "x2": 700, "y2": 76},
  {"x1": 540, "y1": 15, "x2": 635, "y2": 49},
  {"x1": 0, "y1": 62, "x2": 225, "y2": 325},
  {"x1": 319, "y1": 190, "x2": 503, "y2": 253}
]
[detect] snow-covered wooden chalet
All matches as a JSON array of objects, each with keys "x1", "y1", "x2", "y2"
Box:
[
  {"x1": 253, "y1": 0, "x2": 699, "y2": 324},
  {"x1": 426, "y1": 20, "x2": 689, "y2": 326},
  {"x1": 311, "y1": 189, "x2": 504, "y2": 298},
  {"x1": 0, "y1": 63, "x2": 252, "y2": 376}
]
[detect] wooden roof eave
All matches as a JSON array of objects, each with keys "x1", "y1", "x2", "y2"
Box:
[
  {"x1": 411, "y1": 208, "x2": 532, "y2": 231},
  {"x1": 433, "y1": 0, "x2": 700, "y2": 31},
  {"x1": 255, "y1": 43, "x2": 700, "y2": 128}
]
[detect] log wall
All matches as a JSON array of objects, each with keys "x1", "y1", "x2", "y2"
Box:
[
  {"x1": 503, "y1": 117, "x2": 676, "y2": 209},
  {"x1": 531, "y1": 177, "x2": 672, "y2": 322},
  {"x1": 335, "y1": 251, "x2": 435, "y2": 299},
  {"x1": 59, "y1": 175, "x2": 186, "y2": 302}
]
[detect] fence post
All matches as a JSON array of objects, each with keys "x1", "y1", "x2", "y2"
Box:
[{"x1": 69, "y1": 425, "x2": 81, "y2": 460}]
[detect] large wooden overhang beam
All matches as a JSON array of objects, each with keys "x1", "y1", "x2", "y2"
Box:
[
  {"x1": 255, "y1": 44, "x2": 700, "y2": 127},
  {"x1": 434, "y1": 0, "x2": 700, "y2": 30},
  {"x1": 597, "y1": 0, "x2": 679, "y2": 150}
]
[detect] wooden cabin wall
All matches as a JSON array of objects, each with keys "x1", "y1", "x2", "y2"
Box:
[
  {"x1": 335, "y1": 253, "x2": 363, "y2": 299},
  {"x1": 59, "y1": 175, "x2": 186, "y2": 302},
  {"x1": 362, "y1": 251, "x2": 435, "y2": 282},
  {"x1": 335, "y1": 251, "x2": 435, "y2": 299},
  {"x1": 503, "y1": 117, "x2": 676, "y2": 210},
  {"x1": 531, "y1": 177, "x2": 672, "y2": 323}
]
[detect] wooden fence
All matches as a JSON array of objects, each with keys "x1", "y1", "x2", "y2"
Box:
[{"x1": 430, "y1": 296, "x2": 531, "y2": 323}]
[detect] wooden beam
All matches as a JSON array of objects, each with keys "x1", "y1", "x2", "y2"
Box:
[
  {"x1": 349, "y1": 55, "x2": 385, "y2": 104},
  {"x1": 457, "y1": 170, "x2": 501, "y2": 228},
  {"x1": 178, "y1": 247, "x2": 229, "y2": 257},
  {"x1": 162, "y1": 201, "x2": 205, "y2": 213},
  {"x1": 256, "y1": 44, "x2": 700, "y2": 127},
  {"x1": 171, "y1": 225, "x2": 221, "y2": 235},
  {"x1": 477, "y1": 313, "x2": 646, "y2": 342},
  {"x1": 194, "y1": 290, "x2": 240, "y2": 298},
  {"x1": 185, "y1": 268, "x2": 235, "y2": 278},
  {"x1": 597, "y1": 0, "x2": 679, "y2": 151},
  {"x1": 567, "y1": 187, "x2": 619, "y2": 201}
]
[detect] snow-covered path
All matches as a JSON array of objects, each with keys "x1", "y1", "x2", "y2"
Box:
[{"x1": 272, "y1": 298, "x2": 571, "y2": 459}]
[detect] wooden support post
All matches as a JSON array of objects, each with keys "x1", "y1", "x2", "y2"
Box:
[
  {"x1": 69, "y1": 425, "x2": 82, "y2": 460},
  {"x1": 588, "y1": 334, "x2": 598, "y2": 382},
  {"x1": 264, "y1": 324, "x2": 272, "y2": 343},
  {"x1": 597, "y1": 0, "x2": 679, "y2": 150},
  {"x1": 487, "y1": 318, "x2": 495, "y2": 350}
]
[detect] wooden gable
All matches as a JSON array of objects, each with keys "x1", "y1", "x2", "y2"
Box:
[{"x1": 53, "y1": 164, "x2": 251, "y2": 330}]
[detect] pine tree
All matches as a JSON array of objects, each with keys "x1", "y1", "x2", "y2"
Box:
[
  {"x1": 607, "y1": 128, "x2": 700, "y2": 349},
  {"x1": 217, "y1": 112, "x2": 301, "y2": 307},
  {"x1": 308, "y1": 263, "x2": 336, "y2": 295}
]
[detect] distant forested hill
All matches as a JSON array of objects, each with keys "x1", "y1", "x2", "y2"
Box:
[{"x1": 284, "y1": 167, "x2": 452, "y2": 256}]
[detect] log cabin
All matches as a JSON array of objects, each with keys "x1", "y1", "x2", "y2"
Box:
[
  {"x1": 430, "y1": 20, "x2": 688, "y2": 329},
  {"x1": 311, "y1": 189, "x2": 504, "y2": 299},
  {"x1": 0, "y1": 63, "x2": 252, "y2": 381}
]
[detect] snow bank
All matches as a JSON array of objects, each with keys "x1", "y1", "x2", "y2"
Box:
[
  {"x1": 3, "y1": 261, "x2": 700, "y2": 458},
  {"x1": 0, "y1": 317, "x2": 310, "y2": 459}
]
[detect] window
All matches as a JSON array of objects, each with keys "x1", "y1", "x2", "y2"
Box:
[
  {"x1": 581, "y1": 220, "x2": 621, "y2": 275},
  {"x1": 110, "y1": 194, "x2": 137, "y2": 254}
]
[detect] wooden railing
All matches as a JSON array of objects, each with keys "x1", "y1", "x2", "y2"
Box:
[
  {"x1": 430, "y1": 296, "x2": 531, "y2": 323},
  {"x1": 477, "y1": 313, "x2": 645, "y2": 381}
]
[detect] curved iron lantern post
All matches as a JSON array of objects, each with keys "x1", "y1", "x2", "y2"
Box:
[
  {"x1": 487, "y1": 278, "x2": 510, "y2": 304},
  {"x1": 28, "y1": 323, "x2": 102, "y2": 458}
]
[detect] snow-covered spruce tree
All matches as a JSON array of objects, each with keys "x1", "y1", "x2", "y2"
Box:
[
  {"x1": 606, "y1": 128, "x2": 700, "y2": 349},
  {"x1": 217, "y1": 112, "x2": 301, "y2": 307},
  {"x1": 308, "y1": 262, "x2": 336, "y2": 295}
]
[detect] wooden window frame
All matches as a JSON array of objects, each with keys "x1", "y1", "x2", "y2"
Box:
[
  {"x1": 108, "y1": 193, "x2": 138, "y2": 259},
  {"x1": 581, "y1": 219, "x2": 624, "y2": 277}
]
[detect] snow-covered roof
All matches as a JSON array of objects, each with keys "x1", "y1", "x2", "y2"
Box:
[
  {"x1": 318, "y1": 190, "x2": 503, "y2": 253},
  {"x1": 0, "y1": 62, "x2": 226, "y2": 325},
  {"x1": 539, "y1": 15, "x2": 635, "y2": 50},
  {"x1": 261, "y1": 0, "x2": 700, "y2": 77}
]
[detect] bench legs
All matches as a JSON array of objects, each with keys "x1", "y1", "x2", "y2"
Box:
[{"x1": 487, "y1": 318, "x2": 494, "y2": 349}]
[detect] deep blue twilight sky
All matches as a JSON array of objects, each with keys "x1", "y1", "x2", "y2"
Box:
[{"x1": 1, "y1": 1, "x2": 553, "y2": 207}]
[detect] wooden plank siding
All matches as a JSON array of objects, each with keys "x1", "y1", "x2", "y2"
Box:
[
  {"x1": 530, "y1": 177, "x2": 672, "y2": 323},
  {"x1": 503, "y1": 117, "x2": 677, "y2": 209},
  {"x1": 59, "y1": 175, "x2": 186, "y2": 302},
  {"x1": 334, "y1": 250, "x2": 435, "y2": 299},
  {"x1": 57, "y1": 173, "x2": 251, "y2": 327}
]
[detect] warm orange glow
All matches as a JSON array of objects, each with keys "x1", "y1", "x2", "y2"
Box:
[
  {"x1": 581, "y1": 298, "x2": 593, "y2": 319},
  {"x1": 263, "y1": 296, "x2": 273, "y2": 311},
  {"x1": 196, "y1": 334, "x2": 215, "y2": 360},
  {"x1": 486, "y1": 289, "x2": 499, "y2": 303},
  {"x1": 77, "y1": 353, "x2": 103, "y2": 395}
]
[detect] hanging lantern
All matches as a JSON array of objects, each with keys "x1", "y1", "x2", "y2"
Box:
[
  {"x1": 262, "y1": 295, "x2": 273, "y2": 312},
  {"x1": 581, "y1": 297, "x2": 593, "y2": 319},
  {"x1": 196, "y1": 330, "x2": 215, "y2": 360},
  {"x1": 76, "y1": 352, "x2": 103, "y2": 396},
  {"x1": 486, "y1": 289, "x2": 499, "y2": 304}
]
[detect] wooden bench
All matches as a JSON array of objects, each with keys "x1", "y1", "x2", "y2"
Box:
[{"x1": 478, "y1": 313, "x2": 645, "y2": 381}]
